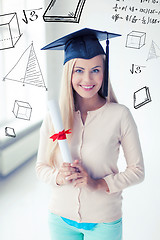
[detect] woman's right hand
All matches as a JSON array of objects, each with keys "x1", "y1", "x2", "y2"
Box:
[{"x1": 56, "y1": 162, "x2": 76, "y2": 186}]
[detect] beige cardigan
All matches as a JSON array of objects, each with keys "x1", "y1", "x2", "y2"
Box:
[{"x1": 36, "y1": 102, "x2": 144, "y2": 223}]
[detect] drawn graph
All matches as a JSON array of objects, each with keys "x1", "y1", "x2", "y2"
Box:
[
  {"x1": 133, "y1": 86, "x2": 151, "y2": 109},
  {"x1": 3, "y1": 42, "x2": 47, "y2": 90},
  {"x1": 146, "y1": 40, "x2": 160, "y2": 61},
  {"x1": 43, "y1": 0, "x2": 86, "y2": 23},
  {"x1": 0, "y1": 12, "x2": 22, "y2": 50}
]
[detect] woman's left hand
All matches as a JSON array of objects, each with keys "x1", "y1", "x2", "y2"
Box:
[{"x1": 66, "y1": 160, "x2": 109, "y2": 192}]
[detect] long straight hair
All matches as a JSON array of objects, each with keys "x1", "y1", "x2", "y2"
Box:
[{"x1": 49, "y1": 55, "x2": 118, "y2": 167}]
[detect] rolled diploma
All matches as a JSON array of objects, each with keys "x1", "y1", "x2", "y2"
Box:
[{"x1": 48, "y1": 99, "x2": 72, "y2": 163}]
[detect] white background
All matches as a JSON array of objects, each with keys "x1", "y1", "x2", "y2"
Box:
[{"x1": 1, "y1": 0, "x2": 160, "y2": 239}]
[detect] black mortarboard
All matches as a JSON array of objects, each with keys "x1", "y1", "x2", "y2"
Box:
[{"x1": 41, "y1": 28, "x2": 121, "y2": 97}]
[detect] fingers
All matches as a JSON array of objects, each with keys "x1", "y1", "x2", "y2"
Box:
[
  {"x1": 60, "y1": 167, "x2": 75, "y2": 175},
  {"x1": 66, "y1": 172, "x2": 82, "y2": 181},
  {"x1": 56, "y1": 160, "x2": 87, "y2": 186},
  {"x1": 71, "y1": 160, "x2": 85, "y2": 172},
  {"x1": 72, "y1": 159, "x2": 79, "y2": 164},
  {"x1": 60, "y1": 161, "x2": 82, "y2": 176},
  {"x1": 72, "y1": 177, "x2": 86, "y2": 188},
  {"x1": 56, "y1": 162, "x2": 78, "y2": 185}
]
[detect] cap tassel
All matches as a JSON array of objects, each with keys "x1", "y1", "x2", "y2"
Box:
[{"x1": 103, "y1": 35, "x2": 109, "y2": 97}]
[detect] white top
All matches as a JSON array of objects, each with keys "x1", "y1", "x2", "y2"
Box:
[{"x1": 36, "y1": 102, "x2": 144, "y2": 223}]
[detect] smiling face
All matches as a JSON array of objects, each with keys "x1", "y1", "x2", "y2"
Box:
[{"x1": 71, "y1": 55, "x2": 104, "y2": 100}]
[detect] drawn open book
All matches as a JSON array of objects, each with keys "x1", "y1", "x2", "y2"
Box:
[
  {"x1": 5, "y1": 127, "x2": 16, "y2": 138},
  {"x1": 133, "y1": 86, "x2": 151, "y2": 109},
  {"x1": 43, "y1": 0, "x2": 86, "y2": 23}
]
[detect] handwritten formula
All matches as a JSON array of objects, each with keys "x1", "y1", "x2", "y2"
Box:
[
  {"x1": 112, "y1": 0, "x2": 160, "y2": 24},
  {"x1": 22, "y1": 8, "x2": 42, "y2": 24}
]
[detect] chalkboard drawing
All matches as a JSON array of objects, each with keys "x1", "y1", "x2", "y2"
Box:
[
  {"x1": 5, "y1": 127, "x2": 16, "y2": 138},
  {"x1": 13, "y1": 100, "x2": 32, "y2": 120},
  {"x1": 0, "y1": 12, "x2": 22, "y2": 50},
  {"x1": 43, "y1": 0, "x2": 86, "y2": 23},
  {"x1": 133, "y1": 86, "x2": 151, "y2": 109},
  {"x1": 146, "y1": 40, "x2": 160, "y2": 61},
  {"x1": 3, "y1": 42, "x2": 47, "y2": 90},
  {"x1": 126, "y1": 31, "x2": 146, "y2": 49}
]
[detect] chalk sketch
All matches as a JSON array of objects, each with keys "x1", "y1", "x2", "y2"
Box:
[
  {"x1": 3, "y1": 42, "x2": 47, "y2": 90},
  {"x1": 0, "y1": 12, "x2": 22, "y2": 50},
  {"x1": 126, "y1": 31, "x2": 146, "y2": 49},
  {"x1": 13, "y1": 100, "x2": 32, "y2": 120},
  {"x1": 43, "y1": 0, "x2": 86, "y2": 23},
  {"x1": 134, "y1": 86, "x2": 151, "y2": 109},
  {"x1": 5, "y1": 127, "x2": 16, "y2": 138},
  {"x1": 146, "y1": 40, "x2": 160, "y2": 61}
]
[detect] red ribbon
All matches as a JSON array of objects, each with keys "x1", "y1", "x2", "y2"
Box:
[{"x1": 50, "y1": 129, "x2": 71, "y2": 142}]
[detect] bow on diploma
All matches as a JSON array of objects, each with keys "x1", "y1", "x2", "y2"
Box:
[{"x1": 50, "y1": 129, "x2": 71, "y2": 142}]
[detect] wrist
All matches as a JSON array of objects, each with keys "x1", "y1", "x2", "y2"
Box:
[{"x1": 96, "y1": 179, "x2": 110, "y2": 192}]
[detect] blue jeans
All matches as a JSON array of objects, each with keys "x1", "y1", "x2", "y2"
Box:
[{"x1": 48, "y1": 213, "x2": 122, "y2": 240}]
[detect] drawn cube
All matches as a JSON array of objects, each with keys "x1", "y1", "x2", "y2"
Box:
[
  {"x1": 13, "y1": 100, "x2": 32, "y2": 120},
  {"x1": 126, "y1": 31, "x2": 146, "y2": 49},
  {"x1": 0, "y1": 12, "x2": 22, "y2": 50}
]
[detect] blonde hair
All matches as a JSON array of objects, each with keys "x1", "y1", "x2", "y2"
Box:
[
  {"x1": 49, "y1": 55, "x2": 118, "y2": 167},
  {"x1": 59, "y1": 59, "x2": 77, "y2": 132}
]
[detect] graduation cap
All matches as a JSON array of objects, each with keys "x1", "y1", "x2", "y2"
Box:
[{"x1": 41, "y1": 28, "x2": 121, "y2": 97}]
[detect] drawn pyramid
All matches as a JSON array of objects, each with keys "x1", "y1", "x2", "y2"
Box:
[
  {"x1": 3, "y1": 42, "x2": 47, "y2": 90},
  {"x1": 146, "y1": 40, "x2": 160, "y2": 61}
]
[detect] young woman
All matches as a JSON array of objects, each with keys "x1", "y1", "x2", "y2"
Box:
[{"x1": 36, "y1": 28, "x2": 145, "y2": 240}]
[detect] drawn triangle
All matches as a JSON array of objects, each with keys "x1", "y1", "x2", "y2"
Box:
[
  {"x1": 147, "y1": 40, "x2": 160, "y2": 61},
  {"x1": 23, "y1": 43, "x2": 47, "y2": 89},
  {"x1": 3, "y1": 43, "x2": 47, "y2": 90},
  {"x1": 3, "y1": 44, "x2": 31, "y2": 83}
]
